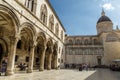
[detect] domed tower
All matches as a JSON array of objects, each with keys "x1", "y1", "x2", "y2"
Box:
[{"x1": 96, "y1": 9, "x2": 113, "y2": 34}]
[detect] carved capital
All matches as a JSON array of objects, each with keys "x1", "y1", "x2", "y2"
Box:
[
  {"x1": 9, "y1": 36, "x2": 19, "y2": 44},
  {"x1": 30, "y1": 40, "x2": 36, "y2": 48}
]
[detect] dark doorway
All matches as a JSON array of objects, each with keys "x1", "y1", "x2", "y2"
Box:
[
  {"x1": 0, "y1": 44, "x2": 3, "y2": 63},
  {"x1": 97, "y1": 56, "x2": 102, "y2": 65}
]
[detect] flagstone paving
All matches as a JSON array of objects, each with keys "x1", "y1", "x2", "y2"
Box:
[{"x1": 0, "y1": 69, "x2": 120, "y2": 80}]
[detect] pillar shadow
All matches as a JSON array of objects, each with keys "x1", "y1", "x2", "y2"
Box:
[{"x1": 85, "y1": 69, "x2": 120, "y2": 80}]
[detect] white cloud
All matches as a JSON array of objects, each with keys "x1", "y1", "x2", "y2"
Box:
[
  {"x1": 102, "y1": 3, "x2": 114, "y2": 10},
  {"x1": 102, "y1": 0, "x2": 109, "y2": 2}
]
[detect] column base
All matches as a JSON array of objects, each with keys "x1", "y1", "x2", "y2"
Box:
[
  {"x1": 39, "y1": 67, "x2": 44, "y2": 71},
  {"x1": 47, "y1": 67, "x2": 51, "y2": 70},
  {"x1": 6, "y1": 70, "x2": 14, "y2": 76},
  {"x1": 27, "y1": 69, "x2": 33, "y2": 73}
]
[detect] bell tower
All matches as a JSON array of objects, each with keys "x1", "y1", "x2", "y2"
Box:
[{"x1": 96, "y1": 9, "x2": 113, "y2": 34}]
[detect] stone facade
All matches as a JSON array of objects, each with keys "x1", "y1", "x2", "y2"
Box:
[
  {"x1": 0, "y1": 0, "x2": 65, "y2": 75},
  {"x1": 64, "y1": 10, "x2": 120, "y2": 68}
]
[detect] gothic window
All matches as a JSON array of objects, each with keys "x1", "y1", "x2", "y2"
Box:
[
  {"x1": 75, "y1": 39, "x2": 80, "y2": 45},
  {"x1": 61, "y1": 59, "x2": 63, "y2": 63},
  {"x1": 106, "y1": 33, "x2": 118, "y2": 42},
  {"x1": 37, "y1": 47, "x2": 40, "y2": 54},
  {"x1": 58, "y1": 58, "x2": 60, "y2": 63},
  {"x1": 93, "y1": 39, "x2": 98, "y2": 45},
  {"x1": 17, "y1": 40, "x2": 22, "y2": 49},
  {"x1": 26, "y1": 56, "x2": 29, "y2": 62},
  {"x1": 15, "y1": 55, "x2": 19, "y2": 62},
  {"x1": 61, "y1": 30, "x2": 63, "y2": 40},
  {"x1": 49, "y1": 15, "x2": 54, "y2": 31},
  {"x1": 40, "y1": 4, "x2": 47, "y2": 25},
  {"x1": 55, "y1": 23, "x2": 59, "y2": 37},
  {"x1": 25, "y1": 0, "x2": 37, "y2": 13},
  {"x1": 69, "y1": 39, "x2": 73, "y2": 45},
  {"x1": 84, "y1": 39, "x2": 88, "y2": 45},
  {"x1": 36, "y1": 58, "x2": 39, "y2": 63}
]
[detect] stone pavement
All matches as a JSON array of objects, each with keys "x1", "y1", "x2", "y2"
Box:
[{"x1": 0, "y1": 69, "x2": 120, "y2": 80}]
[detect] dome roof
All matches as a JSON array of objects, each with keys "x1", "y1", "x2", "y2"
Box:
[
  {"x1": 97, "y1": 15, "x2": 112, "y2": 24},
  {"x1": 97, "y1": 9, "x2": 112, "y2": 24}
]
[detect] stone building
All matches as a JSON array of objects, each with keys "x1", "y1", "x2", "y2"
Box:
[
  {"x1": 65, "y1": 10, "x2": 120, "y2": 68},
  {"x1": 0, "y1": 0, "x2": 65, "y2": 75}
]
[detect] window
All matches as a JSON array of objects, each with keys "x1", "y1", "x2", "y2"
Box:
[
  {"x1": 76, "y1": 39, "x2": 81, "y2": 45},
  {"x1": 55, "y1": 23, "x2": 59, "y2": 37},
  {"x1": 69, "y1": 39, "x2": 73, "y2": 45},
  {"x1": 25, "y1": 0, "x2": 37, "y2": 13},
  {"x1": 58, "y1": 58, "x2": 60, "y2": 63},
  {"x1": 106, "y1": 33, "x2": 118, "y2": 42},
  {"x1": 93, "y1": 39, "x2": 98, "y2": 45},
  {"x1": 61, "y1": 30, "x2": 63, "y2": 40},
  {"x1": 61, "y1": 59, "x2": 63, "y2": 63},
  {"x1": 49, "y1": 15, "x2": 54, "y2": 31},
  {"x1": 26, "y1": 56, "x2": 29, "y2": 62},
  {"x1": 15, "y1": 55, "x2": 19, "y2": 62},
  {"x1": 36, "y1": 58, "x2": 39, "y2": 63},
  {"x1": 17, "y1": 40, "x2": 22, "y2": 49},
  {"x1": 84, "y1": 39, "x2": 88, "y2": 45},
  {"x1": 40, "y1": 4, "x2": 47, "y2": 25}
]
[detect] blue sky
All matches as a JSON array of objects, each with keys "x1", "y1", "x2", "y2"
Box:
[{"x1": 49, "y1": 0, "x2": 120, "y2": 35}]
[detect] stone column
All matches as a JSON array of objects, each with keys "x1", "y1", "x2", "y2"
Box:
[
  {"x1": 47, "y1": 49, "x2": 53, "y2": 70},
  {"x1": 53, "y1": 54, "x2": 58, "y2": 69},
  {"x1": 27, "y1": 42, "x2": 36, "y2": 73},
  {"x1": 6, "y1": 36, "x2": 19, "y2": 76},
  {"x1": 39, "y1": 45, "x2": 46, "y2": 71}
]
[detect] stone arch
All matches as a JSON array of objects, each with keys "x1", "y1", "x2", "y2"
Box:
[
  {"x1": 51, "y1": 42, "x2": 58, "y2": 69},
  {"x1": 34, "y1": 32, "x2": 47, "y2": 70},
  {"x1": 20, "y1": 22, "x2": 36, "y2": 37},
  {"x1": 0, "y1": 5, "x2": 20, "y2": 33},
  {"x1": 15, "y1": 22, "x2": 36, "y2": 65},
  {"x1": 44, "y1": 38, "x2": 53, "y2": 70},
  {"x1": 0, "y1": 38, "x2": 8, "y2": 64},
  {"x1": 0, "y1": 5, "x2": 21, "y2": 75}
]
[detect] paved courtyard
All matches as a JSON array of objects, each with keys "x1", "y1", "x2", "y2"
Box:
[{"x1": 0, "y1": 69, "x2": 120, "y2": 80}]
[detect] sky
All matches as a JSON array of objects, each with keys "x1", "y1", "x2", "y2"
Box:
[{"x1": 49, "y1": 0, "x2": 120, "y2": 35}]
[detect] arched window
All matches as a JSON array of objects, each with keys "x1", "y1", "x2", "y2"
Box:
[
  {"x1": 84, "y1": 39, "x2": 88, "y2": 45},
  {"x1": 61, "y1": 30, "x2": 63, "y2": 40},
  {"x1": 25, "y1": 0, "x2": 37, "y2": 13},
  {"x1": 69, "y1": 39, "x2": 73, "y2": 45},
  {"x1": 17, "y1": 40, "x2": 22, "y2": 49},
  {"x1": 40, "y1": 4, "x2": 47, "y2": 25},
  {"x1": 76, "y1": 39, "x2": 81, "y2": 45},
  {"x1": 93, "y1": 39, "x2": 98, "y2": 45},
  {"x1": 106, "y1": 33, "x2": 118, "y2": 42},
  {"x1": 55, "y1": 23, "x2": 59, "y2": 37},
  {"x1": 49, "y1": 15, "x2": 54, "y2": 31}
]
